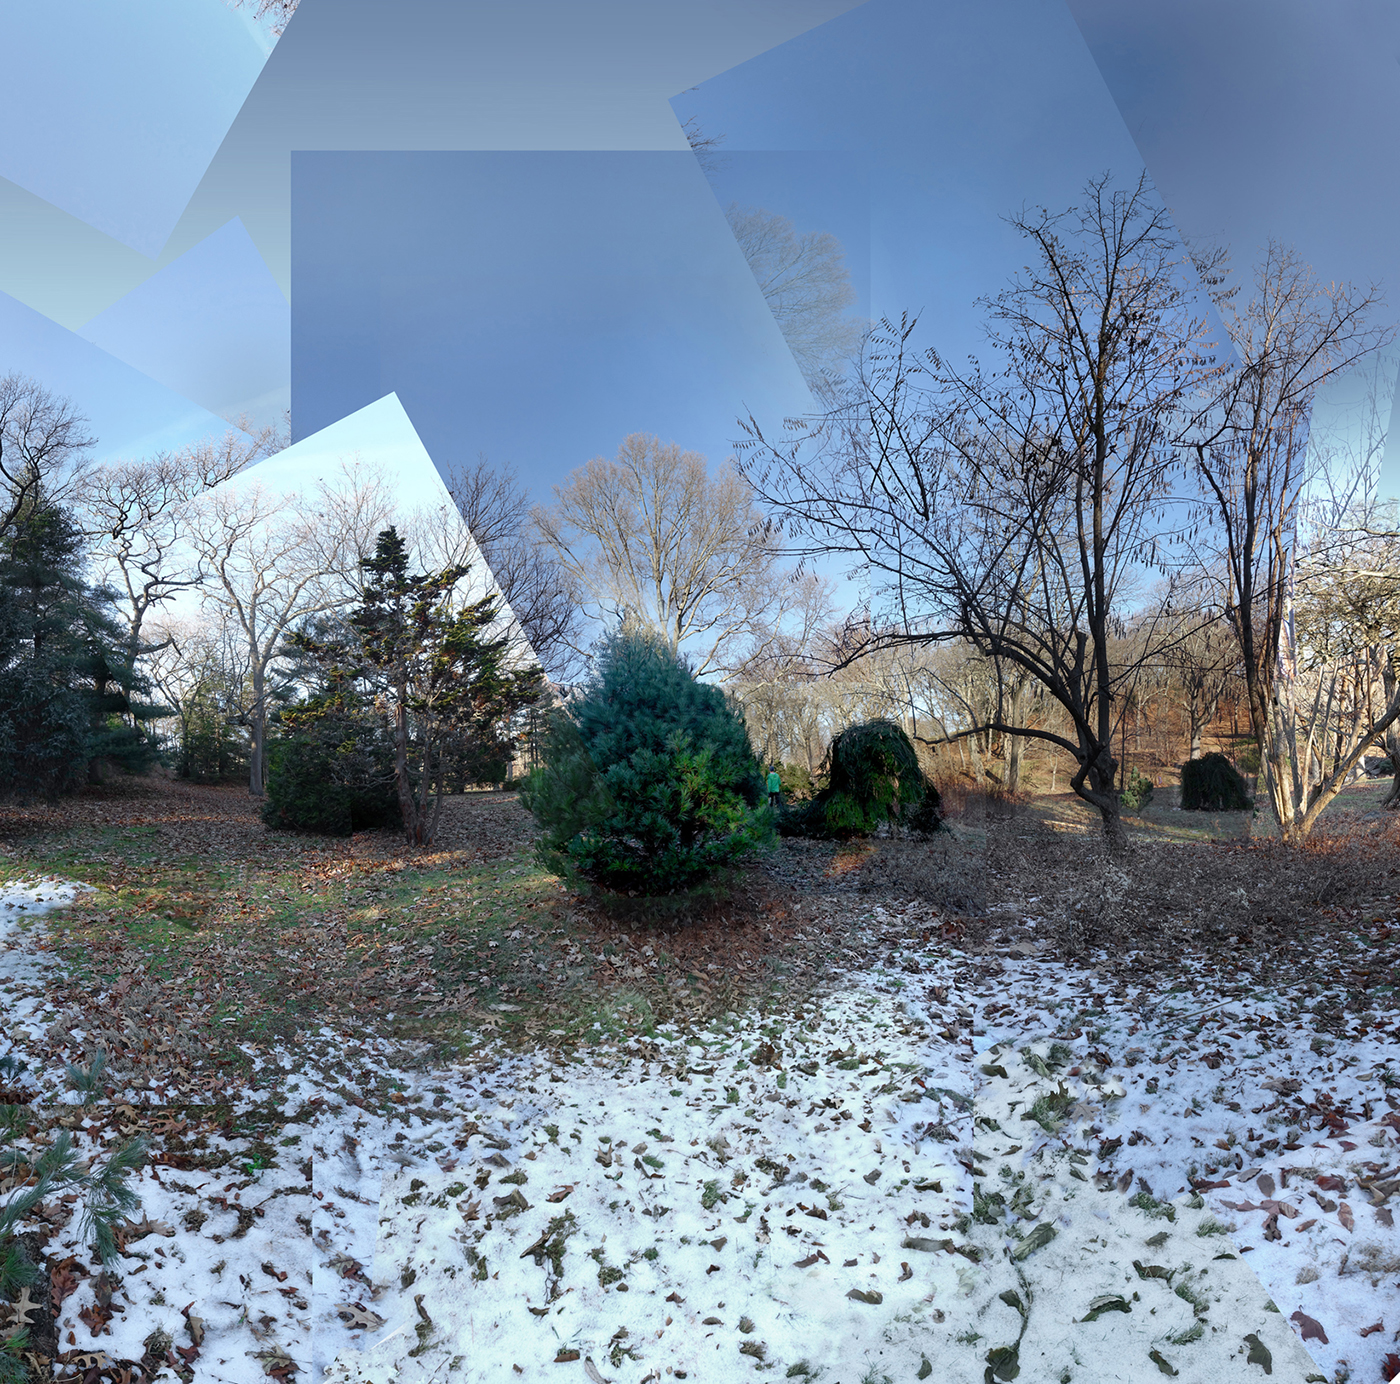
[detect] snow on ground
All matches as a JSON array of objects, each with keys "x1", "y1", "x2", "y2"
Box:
[
  {"x1": 320, "y1": 982, "x2": 971, "y2": 1384},
  {"x1": 1, "y1": 875, "x2": 98, "y2": 1080},
  {"x1": 2, "y1": 883, "x2": 1397, "y2": 1382},
  {"x1": 968, "y1": 952, "x2": 1400, "y2": 1384}
]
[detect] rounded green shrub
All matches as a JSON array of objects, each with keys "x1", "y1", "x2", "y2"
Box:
[
  {"x1": 777, "y1": 760, "x2": 817, "y2": 802},
  {"x1": 521, "y1": 631, "x2": 771, "y2": 894},
  {"x1": 1179, "y1": 752, "x2": 1251, "y2": 812},
  {"x1": 262, "y1": 694, "x2": 399, "y2": 836},
  {"x1": 781, "y1": 718, "x2": 942, "y2": 838}
]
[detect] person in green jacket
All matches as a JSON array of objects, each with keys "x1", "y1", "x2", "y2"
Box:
[{"x1": 767, "y1": 765, "x2": 781, "y2": 808}]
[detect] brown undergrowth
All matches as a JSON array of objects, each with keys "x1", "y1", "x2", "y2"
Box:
[{"x1": 4, "y1": 774, "x2": 1396, "y2": 1105}]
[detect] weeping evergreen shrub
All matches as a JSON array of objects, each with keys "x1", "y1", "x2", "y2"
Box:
[
  {"x1": 781, "y1": 718, "x2": 942, "y2": 838},
  {"x1": 1180, "y1": 752, "x2": 1251, "y2": 811},
  {"x1": 521, "y1": 631, "x2": 771, "y2": 893}
]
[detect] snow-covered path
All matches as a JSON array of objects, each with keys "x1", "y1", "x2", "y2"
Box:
[{"x1": 3, "y1": 881, "x2": 1398, "y2": 1383}]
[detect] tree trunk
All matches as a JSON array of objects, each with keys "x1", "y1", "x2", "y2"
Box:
[
  {"x1": 968, "y1": 733, "x2": 986, "y2": 786},
  {"x1": 1099, "y1": 800, "x2": 1128, "y2": 854},
  {"x1": 1383, "y1": 758, "x2": 1400, "y2": 810},
  {"x1": 1005, "y1": 734, "x2": 1024, "y2": 794},
  {"x1": 394, "y1": 687, "x2": 419, "y2": 845},
  {"x1": 1071, "y1": 742, "x2": 1127, "y2": 856},
  {"x1": 1382, "y1": 661, "x2": 1400, "y2": 810},
  {"x1": 1004, "y1": 677, "x2": 1028, "y2": 793},
  {"x1": 248, "y1": 665, "x2": 266, "y2": 797}
]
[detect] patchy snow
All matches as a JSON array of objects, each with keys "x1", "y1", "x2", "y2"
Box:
[
  {"x1": 0, "y1": 876, "x2": 98, "y2": 1085},
  {"x1": 2, "y1": 882, "x2": 1397, "y2": 1382},
  {"x1": 0, "y1": 876, "x2": 95, "y2": 919}
]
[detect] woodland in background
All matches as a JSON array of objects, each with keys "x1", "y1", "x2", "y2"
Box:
[{"x1": 1, "y1": 173, "x2": 1397, "y2": 868}]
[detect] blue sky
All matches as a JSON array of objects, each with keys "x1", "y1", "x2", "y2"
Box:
[
  {"x1": 673, "y1": 0, "x2": 1153, "y2": 374},
  {"x1": 290, "y1": 152, "x2": 812, "y2": 497},
  {"x1": 0, "y1": 0, "x2": 265, "y2": 258},
  {"x1": 80, "y1": 217, "x2": 289, "y2": 432},
  {"x1": 3, "y1": 0, "x2": 1396, "y2": 532},
  {"x1": 0, "y1": 291, "x2": 238, "y2": 464}
]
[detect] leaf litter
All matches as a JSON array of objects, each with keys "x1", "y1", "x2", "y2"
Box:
[{"x1": 0, "y1": 784, "x2": 1396, "y2": 1381}]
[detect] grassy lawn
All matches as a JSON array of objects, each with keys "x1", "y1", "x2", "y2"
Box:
[
  {"x1": 2, "y1": 772, "x2": 1394, "y2": 1115},
  {"x1": 0, "y1": 781, "x2": 887, "y2": 1109}
]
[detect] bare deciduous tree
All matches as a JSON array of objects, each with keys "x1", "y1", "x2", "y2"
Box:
[
  {"x1": 80, "y1": 424, "x2": 276, "y2": 670},
  {"x1": 726, "y1": 205, "x2": 868, "y2": 397},
  {"x1": 189, "y1": 462, "x2": 393, "y2": 796},
  {"x1": 0, "y1": 374, "x2": 94, "y2": 545},
  {"x1": 1156, "y1": 582, "x2": 1240, "y2": 761},
  {"x1": 1187, "y1": 241, "x2": 1394, "y2": 840},
  {"x1": 681, "y1": 114, "x2": 726, "y2": 179},
  {"x1": 223, "y1": 0, "x2": 297, "y2": 36},
  {"x1": 414, "y1": 455, "x2": 585, "y2": 680},
  {"x1": 535, "y1": 433, "x2": 812, "y2": 679},
  {"x1": 142, "y1": 614, "x2": 253, "y2": 779},
  {"x1": 741, "y1": 173, "x2": 1221, "y2": 852}
]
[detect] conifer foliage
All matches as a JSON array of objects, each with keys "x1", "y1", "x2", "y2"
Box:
[
  {"x1": 0, "y1": 1054, "x2": 148, "y2": 1384},
  {"x1": 522, "y1": 630, "x2": 772, "y2": 893},
  {"x1": 265, "y1": 527, "x2": 541, "y2": 844},
  {"x1": 782, "y1": 718, "x2": 941, "y2": 838},
  {"x1": 0, "y1": 499, "x2": 161, "y2": 797},
  {"x1": 1179, "y1": 751, "x2": 1252, "y2": 812},
  {"x1": 261, "y1": 681, "x2": 398, "y2": 836}
]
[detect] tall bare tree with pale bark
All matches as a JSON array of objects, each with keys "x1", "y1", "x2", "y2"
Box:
[
  {"x1": 80, "y1": 424, "x2": 277, "y2": 671},
  {"x1": 1186, "y1": 241, "x2": 1394, "y2": 841},
  {"x1": 535, "y1": 433, "x2": 821, "y2": 679},
  {"x1": 188, "y1": 462, "x2": 393, "y2": 796}
]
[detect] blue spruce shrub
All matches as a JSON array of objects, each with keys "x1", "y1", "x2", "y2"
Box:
[{"x1": 521, "y1": 631, "x2": 771, "y2": 893}]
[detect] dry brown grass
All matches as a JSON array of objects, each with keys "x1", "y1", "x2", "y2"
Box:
[{"x1": 927, "y1": 767, "x2": 1031, "y2": 827}]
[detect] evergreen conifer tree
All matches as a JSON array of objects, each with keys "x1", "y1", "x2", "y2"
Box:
[
  {"x1": 0, "y1": 499, "x2": 162, "y2": 797},
  {"x1": 268, "y1": 527, "x2": 540, "y2": 844},
  {"x1": 523, "y1": 630, "x2": 772, "y2": 893}
]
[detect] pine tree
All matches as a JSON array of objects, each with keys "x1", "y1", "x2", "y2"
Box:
[
  {"x1": 275, "y1": 527, "x2": 541, "y2": 845},
  {"x1": 0, "y1": 499, "x2": 162, "y2": 797},
  {"x1": 523, "y1": 630, "x2": 772, "y2": 893}
]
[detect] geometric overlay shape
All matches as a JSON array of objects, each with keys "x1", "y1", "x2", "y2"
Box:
[
  {"x1": 1064, "y1": 0, "x2": 1400, "y2": 500},
  {"x1": 168, "y1": 390, "x2": 531, "y2": 655},
  {"x1": 291, "y1": 151, "x2": 812, "y2": 497},
  {"x1": 168, "y1": 0, "x2": 867, "y2": 298},
  {"x1": 689, "y1": 149, "x2": 872, "y2": 328},
  {"x1": 0, "y1": 0, "x2": 267, "y2": 257},
  {"x1": 80, "y1": 218, "x2": 290, "y2": 432},
  {"x1": 0, "y1": 289, "x2": 247, "y2": 465},
  {"x1": 670, "y1": 0, "x2": 1154, "y2": 369}
]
